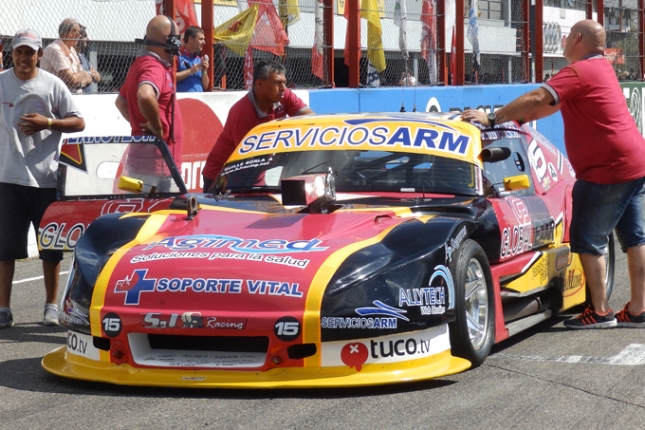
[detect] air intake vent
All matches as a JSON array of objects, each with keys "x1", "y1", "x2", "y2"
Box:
[{"x1": 148, "y1": 334, "x2": 269, "y2": 353}]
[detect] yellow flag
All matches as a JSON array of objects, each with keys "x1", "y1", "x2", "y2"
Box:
[
  {"x1": 213, "y1": 5, "x2": 259, "y2": 57},
  {"x1": 279, "y1": 0, "x2": 300, "y2": 28},
  {"x1": 361, "y1": 0, "x2": 386, "y2": 72}
]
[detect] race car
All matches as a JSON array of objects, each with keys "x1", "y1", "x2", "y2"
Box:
[{"x1": 40, "y1": 112, "x2": 614, "y2": 388}]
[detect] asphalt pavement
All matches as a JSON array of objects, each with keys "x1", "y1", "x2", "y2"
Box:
[{"x1": 1, "y1": 250, "x2": 645, "y2": 429}]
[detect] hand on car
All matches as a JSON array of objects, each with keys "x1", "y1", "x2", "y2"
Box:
[{"x1": 461, "y1": 109, "x2": 490, "y2": 126}]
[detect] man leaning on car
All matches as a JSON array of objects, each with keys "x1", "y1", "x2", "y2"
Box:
[{"x1": 462, "y1": 19, "x2": 645, "y2": 330}]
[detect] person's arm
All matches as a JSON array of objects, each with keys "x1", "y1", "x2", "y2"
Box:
[
  {"x1": 57, "y1": 68, "x2": 93, "y2": 90},
  {"x1": 201, "y1": 56, "x2": 210, "y2": 91},
  {"x1": 137, "y1": 83, "x2": 163, "y2": 136},
  {"x1": 295, "y1": 107, "x2": 314, "y2": 116},
  {"x1": 462, "y1": 87, "x2": 558, "y2": 126},
  {"x1": 176, "y1": 62, "x2": 201, "y2": 82},
  {"x1": 90, "y1": 66, "x2": 101, "y2": 83},
  {"x1": 17, "y1": 113, "x2": 85, "y2": 135},
  {"x1": 115, "y1": 96, "x2": 130, "y2": 122}
]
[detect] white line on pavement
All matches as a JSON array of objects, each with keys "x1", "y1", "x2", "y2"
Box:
[
  {"x1": 490, "y1": 344, "x2": 645, "y2": 366},
  {"x1": 13, "y1": 271, "x2": 70, "y2": 285}
]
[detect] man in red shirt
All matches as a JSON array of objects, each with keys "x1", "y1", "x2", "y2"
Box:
[
  {"x1": 462, "y1": 19, "x2": 645, "y2": 329},
  {"x1": 115, "y1": 15, "x2": 184, "y2": 167},
  {"x1": 202, "y1": 60, "x2": 314, "y2": 191}
]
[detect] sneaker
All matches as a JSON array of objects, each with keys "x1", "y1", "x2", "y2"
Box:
[
  {"x1": 564, "y1": 305, "x2": 617, "y2": 329},
  {"x1": 616, "y1": 303, "x2": 645, "y2": 328},
  {"x1": 43, "y1": 304, "x2": 60, "y2": 326},
  {"x1": 0, "y1": 308, "x2": 13, "y2": 329}
]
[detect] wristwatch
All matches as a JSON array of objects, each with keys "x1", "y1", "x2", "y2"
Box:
[{"x1": 487, "y1": 112, "x2": 497, "y2": 127}]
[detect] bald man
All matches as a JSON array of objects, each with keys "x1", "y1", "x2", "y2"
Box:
[
  {"x1": 462, "y1": 20, "x2": 645, "y2": 329},
  {"x1": 116, "y1": 15, "x2": 183, "y2": 168}
]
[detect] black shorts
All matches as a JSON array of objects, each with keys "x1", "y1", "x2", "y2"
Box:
[{"x1": 0, "y1": 182, "x2": 63, "y2": 262}]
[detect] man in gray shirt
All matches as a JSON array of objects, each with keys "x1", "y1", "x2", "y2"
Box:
[{"x1": 0, "y1": 28, "x2": 85, "y2": 328}]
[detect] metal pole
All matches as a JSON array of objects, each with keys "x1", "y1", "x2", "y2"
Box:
[
  {"x1": 455, "y1": 0, "x2": 464, "y2": 85},
  {"x1": 324, "y1": 0, "x2": 335, "y2": 87},
  {"x1": 535, "y1": 0, "x2": 543, "y2": 83},
  {"x1": 348, "y1": 0, "x2": 361, "y2": 88},
  {"x1": 438, "y1": 0, "x2": 446, "y2": 85},
  {"x1": 202, "y1": 0, "x2": 214, "y2": 91}
]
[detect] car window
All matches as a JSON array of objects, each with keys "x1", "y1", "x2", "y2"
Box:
[{"x1": 482, "y1": 137, "x2": 534, "y2": 197}]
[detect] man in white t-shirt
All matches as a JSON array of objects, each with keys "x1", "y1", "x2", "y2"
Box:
[
  {"x1": 40, "y1": 18, "x2": 93, "y2": 94},
  {"x1": 0, "y1": 28, "x2": 85, "y2": 329}
]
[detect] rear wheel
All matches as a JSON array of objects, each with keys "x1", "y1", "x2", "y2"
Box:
[{"x1": 448, "y1": 239, "x2": 495, "y2": 367}]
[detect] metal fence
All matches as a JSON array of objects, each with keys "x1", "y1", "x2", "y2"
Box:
[{"x1": 1, "y1": 0, "x2": 643, "y2": 91}]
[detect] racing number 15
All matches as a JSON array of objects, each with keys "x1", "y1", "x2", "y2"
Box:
[{"x1": 275, "y1": 321, "x2": 299, "y2": 336}]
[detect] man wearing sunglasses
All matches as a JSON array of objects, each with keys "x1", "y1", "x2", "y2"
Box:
[{"x1": 40, "y1": 18, "x2": 92, "y2": 94}]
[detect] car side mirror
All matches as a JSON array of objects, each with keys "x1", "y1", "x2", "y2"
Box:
[
  {"x1": 504, "y1": 174, "x2": 530, "y2": 191},
  {"x1": 118, "y1": 176, "x2": 144, "y2": 193}
]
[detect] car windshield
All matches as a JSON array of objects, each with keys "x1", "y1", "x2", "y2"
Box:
[{"x1": 220, "y1": 150, "x2": 478, "y2": 195}]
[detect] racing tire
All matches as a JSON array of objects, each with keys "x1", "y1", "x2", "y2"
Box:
[
  {"x1": 584, "y1": 232, "x2": 616, "y2": 305},
  {"x1": 448, "y1": 239, "x2": 495, "y2": 367}
]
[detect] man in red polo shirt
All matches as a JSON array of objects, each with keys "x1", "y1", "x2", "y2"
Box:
[
  {"x1": 202, "y1": 60, "x2": 314, "y2": 192},
  {"x1": 461, "y1": 20, "x2": 645, "y2": 329},
  {"x1": 115, "y1": 15, "x2": 184, "y2": 171}
]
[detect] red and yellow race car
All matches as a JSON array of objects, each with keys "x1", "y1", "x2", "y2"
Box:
[{"x1": 40, "y1": 113, "x2": 613, "y2": 388}]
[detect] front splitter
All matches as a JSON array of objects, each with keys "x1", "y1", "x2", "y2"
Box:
[{"x1": 42, "y1": 346, "x2": 471, "y2": 389}]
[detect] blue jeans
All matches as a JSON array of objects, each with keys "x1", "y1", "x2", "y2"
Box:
[{"x1": 570, "y1": 176, "x2": 645, "y2": 255}]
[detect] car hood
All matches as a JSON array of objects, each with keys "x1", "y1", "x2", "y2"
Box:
[{"x1": 99, "y1": 206, "x2": 420, "y2": 315}]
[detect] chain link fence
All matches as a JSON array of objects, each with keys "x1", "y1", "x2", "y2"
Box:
[{"x1": 1, "y1": 0, "x2": 643, "y2": 91}]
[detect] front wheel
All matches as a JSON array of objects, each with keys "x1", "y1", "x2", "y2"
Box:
[{"x1": 448, "y1": 239, "x2": 495, "y2": 367}]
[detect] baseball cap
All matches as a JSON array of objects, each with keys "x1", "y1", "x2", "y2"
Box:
[{"x1": 12, "y1": 28, "x2": 42, "y2": 51}]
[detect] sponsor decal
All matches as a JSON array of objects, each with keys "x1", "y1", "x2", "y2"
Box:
[
  {"x1": 564, "y1": 268, "x2": 585, "y2": 295},
  {"x1": 239, "y1": 125, "x2": 471, "y2": 156},
  {"x1": 39, "y1": 222, "x2": 85, "y2": 250},
  {"x1": 555, "y1": 250, "x2": 570, "y2": 271},
  {"x1": 355, "y1": 300, "x2": 409, "y2": 321},
  {"x1": 445, "y1": 226, "x2": 467, "y2": 262},
  {"x1": 65, "y1": 135, "x2": 157, "y2": 144},
  {"x1": 102, "y1": 312, "x2": 122, "y2": 338},
  {"x1": 322, "y1": 301, "x2": 409, "y2": 330},
  {"x1": 181, "y1": 312, "x2": 203, "y2": 328},
  {"x1": 274, "y1": 316, "x2": 301, "y2": 341},
  {"x1": 399, "y1": 287, "x2": 446, "y2": 315},
  {"x1": 341, "y1": 342, "x2": 369, "y2": 371},
  {"x1": 60, "y1": 299, "x2": 90, "y2": 326},
  {"x1": 180, "y1": 376, "x2": 206, "y2": 381},
  {"x1": 548, "y1": 162, "x2": 558, "y2": 182},
  {"x1": 324, "y1": 325, "x2": 451, "y2": 370},
  {"x1": 321, "y1": 316, "x2": 398, "y2": 329},
  {"x1": 533, "y1": 217, "x2": 555, "y2": 246},
  {"x1": 399, "y1": 265, "x2": 454, "y2": 315},
  {"x1": 100, "y1": 198, "x2": 168, "y2": 216},
  {"x1": 114, "y1": 269, "x2": 156, "y2": 305},
  {"x1": 114, "y1": 269, "x2": 304, "y2": 305},
  {"x1": 142, "y1": 312, "x2": 247, "y2": 330},
  {"x1": 143, "y1": 235, "x2": 327, "y2": 254},
  {"x1": 130, "y1": 251, "x2": 311, "y2": 269},
  {"x1": 67, "y1": 331, "x2": 100, "y2": 360},
  {"x1": 531, "y1": 259, "x2": 549, "y2": 284}
]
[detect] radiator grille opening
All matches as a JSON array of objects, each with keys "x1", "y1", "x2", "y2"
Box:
[{"x1": 147, "y1": 334, "x2": 269, "y2": 353}]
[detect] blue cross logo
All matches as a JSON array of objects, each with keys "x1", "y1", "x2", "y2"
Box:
[{"x1": 114, "y1": 269, "x2": 156, "y2": 305}]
